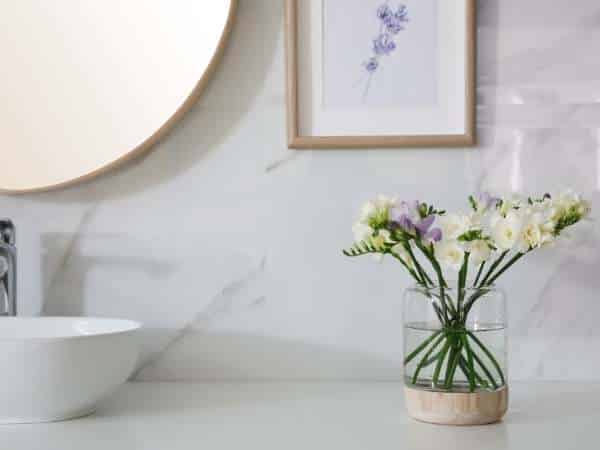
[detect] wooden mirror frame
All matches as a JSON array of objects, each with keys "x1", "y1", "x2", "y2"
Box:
[{"x1": 2, "y1": 1, "x2": 237, "y2": 194}]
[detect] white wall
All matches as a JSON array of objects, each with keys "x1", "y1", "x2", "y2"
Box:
[{"x1": 2, "y1": 0, "x2": 599, "y2": 381}]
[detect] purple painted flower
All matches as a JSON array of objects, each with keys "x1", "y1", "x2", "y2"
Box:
[
  {"x1": 383, "y1": 5, "x2": 409, "y2": 34},
  {"x1": 373, "y1": 33, "x2": 396, "y2": 56},
  {"x1": 376, "y1": 4, "x2": 393, "y2": 21},
  {"x1": 364, "y1": 57, "x2": 379, "y2": 73},
  {"x1": 361, "y1": 4, "x2": 408, "y2": 86}
]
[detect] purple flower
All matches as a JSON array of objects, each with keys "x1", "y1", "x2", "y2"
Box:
[
  {"x1": 361, "y1": 4, "x2": 408, "y2": 100},
  {"x1": 389, "y1": 201, "x2": 418, "y2": 224},
  {"x1": 373, "y1": 33, "x2": 396, "y2": 56},
  {"x1": 414, "y1": 214, "x2": 435, "y2": 235},
  {"x1": 377, "y1": 4, "x2": 393, "y2": 21},
  {"x1": 397, "y1": 214, "x2": 414, "y2": 232},
  {"x1": 383, "y1": 5, "x2": 408, "y2": 34},
  {"x1": 424, "y1": 228, "x2": 442, "y2": 243},
  {"x1": 396, "y1": 4, "x2": 409, "y2": 20},
  {"x1": 389, "y1": 200, "x2": 443, "y2": 242},
  {"x1": 478, "y1": 192, "x2": 500, "y2": 209},
  {"x1": 414, "y1": 215, "x2": 442, "y2": 242},
  {"x1": 364, "y1": 57, "x2": 379, "y2": 73}
]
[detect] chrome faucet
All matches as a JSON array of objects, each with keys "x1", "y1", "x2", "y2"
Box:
[{"x1": 0, "y1": 220, "x2": 16, "y2": 316}]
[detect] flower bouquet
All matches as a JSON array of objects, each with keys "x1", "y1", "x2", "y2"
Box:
[{"x1": 344, "y1": 191, "x2": 590, "y2": 424}]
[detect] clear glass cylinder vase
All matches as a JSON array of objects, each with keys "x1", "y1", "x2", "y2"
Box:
[{"x1": 403, "y1": 285, "x2": 507, "y2": 393}]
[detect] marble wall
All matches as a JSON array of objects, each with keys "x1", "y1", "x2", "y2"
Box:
[{"x1": 2, "y1": 0, "x2": 599, "y2": 381}]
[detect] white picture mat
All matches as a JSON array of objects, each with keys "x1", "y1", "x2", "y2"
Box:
[{"x1": 297, "y1": 0, "x2": 467, "y2": 137}]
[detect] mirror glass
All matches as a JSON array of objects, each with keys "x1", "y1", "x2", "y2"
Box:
[{"x1": 0, "y1": 0, "x2": 235, "y2": 192}]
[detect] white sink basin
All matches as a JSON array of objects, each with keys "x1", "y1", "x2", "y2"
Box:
[{"x1": 0, "y1": 317, "x2": 140, "y2": 423}]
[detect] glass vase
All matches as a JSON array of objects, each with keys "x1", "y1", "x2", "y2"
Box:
[{"x1": 402, "y1": 285, "x2": 508, "y2": 425}]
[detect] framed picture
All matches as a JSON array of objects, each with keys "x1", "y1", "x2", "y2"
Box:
[{"x1": 285, "y1": 0, "x2": 476, "y2": 148}]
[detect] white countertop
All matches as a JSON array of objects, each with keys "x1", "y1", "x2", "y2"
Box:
[{"x1": 2, "y1": 381, "x2": 596, "y2": 450}]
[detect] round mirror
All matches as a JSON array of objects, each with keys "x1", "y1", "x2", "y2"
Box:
[{"x1": 0, "y1": 0, "x2": 236, "y2": 193}]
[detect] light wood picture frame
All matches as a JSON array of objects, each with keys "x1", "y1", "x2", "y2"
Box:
[{"x1": 285, "y1": 0, "x2": 476, "y2": 149}]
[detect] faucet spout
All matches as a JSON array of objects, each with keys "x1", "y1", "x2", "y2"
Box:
[{"x1": 0, "y1": 220, "x2": 16, "y2": 316}]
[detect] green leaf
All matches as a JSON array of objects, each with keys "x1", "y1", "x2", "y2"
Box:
[
  {"x1": 457, "y1": 229, "x2": 482, "y2": 242},
  {"x1": 468, "y1": 195, "x2": 477, "y2": 211}
]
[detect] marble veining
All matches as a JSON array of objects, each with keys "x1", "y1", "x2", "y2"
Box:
[
  {"x1": 135, "y1": 257, "x2": 267, "y2": 380},
  {"x1": 0, "y1": 0, "x2": 599, "y2": 381}
]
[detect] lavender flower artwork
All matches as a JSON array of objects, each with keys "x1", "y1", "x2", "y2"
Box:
[{"x1": 360, "y1": 3, "x2": 409, "y2": 101}]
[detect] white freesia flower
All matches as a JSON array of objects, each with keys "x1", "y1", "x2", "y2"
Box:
[
  {"x1": 359, "y1": 201, "x2": 377, "y2": 223},
  {"x1": 352, "y1": 222, "x2": 373, "y2": 243},
  {"x1": 490, "y1": 210, "x2": 522, "y2": 251},
  {"x1": 357, "y1": 195, "x2": 396, "y2": 229},
  {"x1": 434, "y1": 240, "x2": 465, "y2": 271},
  {"x1": 369, "y1": 229, "x2": 394, "y2": 262},
  {"x1": 577, "y1": 199, "x2": 592, "y2": 218},
  {"x1": 498, "y1": 195, "x2": 523, "y2": 216},
  {"x1": 438, "y1": 214, "x2": 471, "y2": 240},
  {"x1": 551, "y1": 189, "x2": 591, "y2": 224},
  {"x1": 371, "y1": 229, "x2": 393, "y2": 250},
  {"x1": 468, "y1": 210, "x2": 484, "y2": 228},
  {"x1": 554, "y1": 189, "x2": 580, "y2": 208},
  {"x1": 374, "y1": 194, "x2": 396, "y2": 209},
  {"x1": 471, "y1": 192, "x2": 500, "y2": 213},
  {"x1": 516, "y1": 207, "x2": 555, "y2": 252},
  {"x1": 391, "y1": 243, "x2": 413, "y2": 268},
  {"x1": 467, "y1": 239, "x2": 492, "y2": 266},
  {"x1": 346, "y1": 190, "x2": 590, "y2": 282},
  {"x1": 517, "y1": 213, "x2": 542, "y2": 252}
]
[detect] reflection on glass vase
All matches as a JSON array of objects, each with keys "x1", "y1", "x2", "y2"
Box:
[{"x1": 403, "y1": 285, "x2": 508, "y2": 425}]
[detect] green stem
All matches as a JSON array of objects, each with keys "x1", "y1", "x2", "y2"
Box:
[
  {"x1": 439, "y1": 284, "x2": 448, "y2": 323},
  {"x1": 430, "y1": 293, "x2": 456, "y2": 321},
  {"x1": 415, "y1": 240, "x2": 451, "y2": 322},
  {"x1": 403, "y1": 330, "x2": 442, "y2": 365},
  {"x1": 432, "y1": 338, "x2": 451, "y2": 388},
  {"x1": 457, "y1": 252, "x2": 470, "y2": 321},
  {"x1": 478, "y1": 250, "x2": 508, "y2": 287},
  {"x1": 461, "y1": 287, "x2": 491, "y2": 321},
  {"x1": 421, "y1": 349, "x2": 444, "y2": 368},
  {"x1": 419, "y1": 241, "x2": 448, "y2": 288},
  {"x1": 485, "y1": 252, "x2": 525, "y2": 286},
  {"x1": 443, "y1": 335, "x2": 462, "y2": 389},
  {"x1": 405, "y1": 243, "x2": 433, "y2": 286},
  {"x1": 411, "y1": 333, "x2": 446, "y2": 384},
  {"x1": 430, "y1": 301, "x2": 446, "y2": 326},
  {"x1": 473, "y1": 261, "x2": 485, "y2": 287},
  {"x1": 445, "y1": 294, "x2": 458, "y2": 318},
  {"x1": 462, "y1": 253, "x2": 524, "y2": 318},
  {"x1": 467, "y1": 331, "x2": 505, "y2": 385},
  {"x1": 388, "y1": 251, "x2": 423, "y2": 286},
  {"x1": 469, "y1": 346, "x2": 499, "y2": 390},
  {"x1": 458, "y1": 356, "x2": 488, "y2": 389},
  {"x1": 460, "y1": 335, "x2": 476, "y2": 392}
]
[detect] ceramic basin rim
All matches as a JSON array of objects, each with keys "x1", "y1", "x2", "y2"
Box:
[{"x1": 0, "y1": 317, "x2": 141, "y2": 341}]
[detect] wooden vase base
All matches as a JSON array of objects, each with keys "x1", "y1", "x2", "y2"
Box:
[{"x1": 404, "y1": 385, "x2": 508, "y2": 426}]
